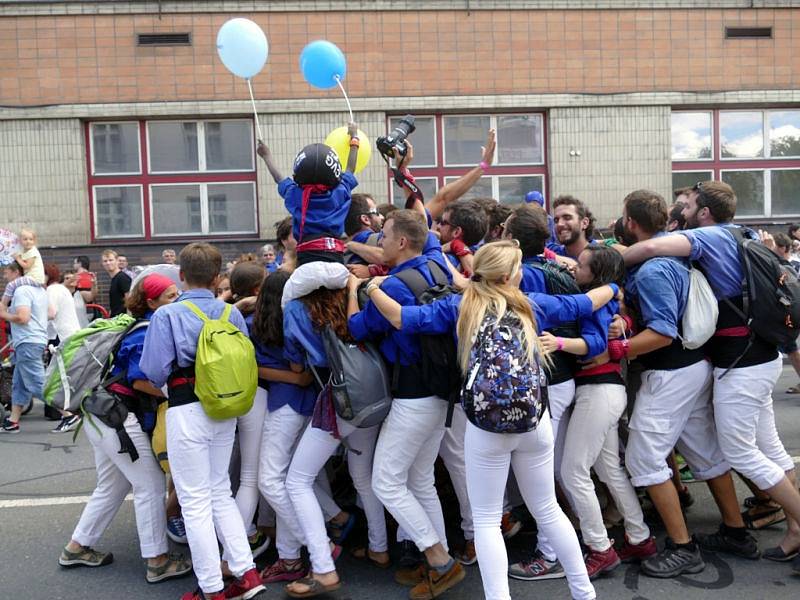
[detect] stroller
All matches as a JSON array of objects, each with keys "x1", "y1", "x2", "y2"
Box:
[{"x1": 0, "y1": 342, "x2": 34, "y2": 422}]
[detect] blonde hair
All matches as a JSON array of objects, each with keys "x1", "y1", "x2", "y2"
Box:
[
  {"x1": 456, "y1": 240, "x2": 546, "y2": 372},
  {"x1": 20, "y1": 227, "x2": 36, "y2": 240}
]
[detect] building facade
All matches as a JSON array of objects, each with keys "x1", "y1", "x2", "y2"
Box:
[{"x1": 1, "y1": 0, "x2": 799, "y2": 271}]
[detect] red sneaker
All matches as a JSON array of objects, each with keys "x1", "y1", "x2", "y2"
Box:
[
  {"x1": 223, "y1": 567, "x2": 266, "y2": 600},
  {"x1": 618, "y1": 536, "x2": 658, "y2": 563},
  {"x1": 181, "y1": 589, "x2": 225, "y2": 600},
  {"x1": 585, "y1": 546, "x2": 621, "y2": 579}
]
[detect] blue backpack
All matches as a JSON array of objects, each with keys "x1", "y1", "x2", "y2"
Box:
[{"x1": 461, "y1": 311, "x2": 548, "y2": 434}]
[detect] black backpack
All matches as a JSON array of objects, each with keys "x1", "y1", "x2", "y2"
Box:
[
  {"x1": 724, "y1": 227, "x2": 800, "y2": 349},
  {"x1": 394, "y1": 260, "x2": 462, "y2": 426}
]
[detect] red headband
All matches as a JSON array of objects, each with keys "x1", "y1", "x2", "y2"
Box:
[{"x1": 141, "y1": 274, "x2": 174, "y2": 300}]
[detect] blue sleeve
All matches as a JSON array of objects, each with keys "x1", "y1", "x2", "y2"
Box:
[
  {"x1": 678, "y1": 229, "x2": 707, "y2": 262},
  {"x1": 230, "y1": 306, "x2": 248, "y2": 336},
  {"x1": 123, "y1": 342, "x2": 147, "y2": 385},
  {"x1": 140, "y1": 312, "x2": 177, "y2": 388},
  {"x1": 340, "y1": 171, "x2": 358, "y2": 193},
  {"x1": 399, "y1": 296, "x2": 460, "y2": 335},
  {"x1": 13, "y1": 286, "x2": 33, "y2": 308},
  {"x1": 283, "y1": 303, "x2": 306, "y2": 365},
  {"x1": 348, "y1": 296, "x2": 394, "y2": 342},
  {"x1": 635, "y1": 269, "x2": 681, "y2": 339},
  {"x1": 578, "y1": 310, "x2": 609, "y2": 359},
  {"x1": 529, "y1": 293, "x2": 594, "y2": 330},
  {"x1": 546, "y1": 241, "x2": 567, "y2": 256},
  {"x1": 278, "y1": 177, "x2": 297, "y2": 201}
]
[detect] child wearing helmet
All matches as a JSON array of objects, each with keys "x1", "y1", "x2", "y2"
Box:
[{"x1": 257, "y1": 123, "x2": 360, "y2": 266}]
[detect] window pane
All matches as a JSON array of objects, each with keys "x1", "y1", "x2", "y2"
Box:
[
  {"x1": 771, "y1": 170, "x2": 800, "y2": 216},
  {"x1": 151, "y1": 184, "x2": 202, "y2": 234},
  {"x1": 394, "y1": 177, "x2": 438, "y2": 206},
  {"x1": 94, "y1": 186, "x2": 142, "y2": 237},
  {"x1": 671, "y1": 171, "x2": 714, "y2": 193},
  {"x1": 720, "y1": 112, "x2": 764, "y2": 159},
  {"x1": 149, "y1": 122, "x2": 199, "y2": 172},
  {"x1": 497, "y1": 115, "x2": 543, "y2": 164},
  {"x1": 92, "y1": 123, "x2": 139, "y2": 174},
  {"x1": 444, "y1": 116, "x2": 491, "y2": 165},
  {"x1": 769, "y1": 111, "x2": 800, "y2": 158},
  {"x1": 208, "y1": 183, "x2": 257, "y2": 233},
  {"x1": 205, "y1": 121, "x2": 253, "y2": 171},
  {"x1": 670, "y1": 112, "x2": 712, "y2": 160},
  {"x1": 721, "y1": 171, "x2": 764, "y2": 217},
  {"x1": 389, "y1": 116, "x2": 436, "y2": 166},
  {"x1": 498, "y1": 176, "x2": 543, "y2": 205},
  {"x1": 444, "y1": 176, "x2": 493, "y2": 200}
]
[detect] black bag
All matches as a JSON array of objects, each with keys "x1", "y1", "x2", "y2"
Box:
[
  {"x1": 83, "y1": 386, "x2": 139, "y2": 462},
  {"x1": 394, "y1": 260, "x2": 462, "y2": 425}
]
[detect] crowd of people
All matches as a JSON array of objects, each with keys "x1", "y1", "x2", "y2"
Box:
[{"x1": 2, "y1": 126, "x2": 800, "y2": 600}]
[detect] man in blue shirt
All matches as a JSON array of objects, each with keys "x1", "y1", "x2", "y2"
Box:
[
  {"x1": 620, "y1": 190, "x2": 751, "y2": 578},
  {"x1": 438, "y1": 199, "x2": 488, "y2": 275},
  {"x1": 624, "y1": 181, "x2": 800, "y2": 570},
  {"x1": 140, "y1": 243, "x2": 264, "y2": 600},
  {"x1": 343, "y1": 193, "x2": 383, "y2": 267},
  {"x1": 0, "y1": 261, "x2": 48, "y2": 433},
  {"x1": 548, "y1": 195, "x2": 596, "y2": 260},
  {"x1": 347, "y1": 210, "x2": 466, "y2": 597}
]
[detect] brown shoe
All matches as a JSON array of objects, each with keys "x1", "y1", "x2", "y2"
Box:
[
  {"x1": 395, "y1": 563, "x2": 425, "y2": 586},
  {"x1": 409, "y1": 560, "x2": 465, "y2": 599}
]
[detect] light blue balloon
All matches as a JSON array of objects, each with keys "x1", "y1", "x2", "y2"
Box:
[
  {"x1": 216, "y1": 18, "x2": 269, "y2": 79},
  {"x1": 300, "y1": 40, "x2": 346, "y2": 89}
]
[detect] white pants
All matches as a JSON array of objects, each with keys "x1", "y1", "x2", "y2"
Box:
[
  {"x1": 627, "y1": 360, "x2": 729, "y2": 487},
  {"x1": 234, "y1": 387, "x2": 268, "y2": 537},
  {"x1": 372, "y1": 396, "x2": 448, "y2": 552},
  {"x1": 466, "y1": 415, "x2": 595, "y2": 600},
  {"x1": 286, "y1": 418, "x2": 386, "y2": 574},
  {"x1": 438, "y1": 403, "x2": 474, "y2": 540},
  {"x1": 168, "y1": 403, "x2": 254, "y2": 594},
  {"x1": 72, "y1": 413, "x2": 168, "y2": 559},
  {"x1": 713, "y1": 357, "x2": 795, "y2": 489},
  {"x1": 560, "y1": 383, "x2": 649, "y2": 551}
]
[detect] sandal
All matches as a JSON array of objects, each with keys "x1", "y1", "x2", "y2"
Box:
[
  {"x1": 286, "y1": 576, "x2": 341, "y2": 598},
  {"x1": 741, "y1": 500, "x2": 786, "y2": 530},
  {"x1": 146, "y1": 553, "x2": 193, "y2": 584},
  {"x1": 786, "y1": 385, "x2": 800, "y2": 394},
  {"x1": 350, "y1": 546, "x2": 391, "y2": 569},
  {"x1": 328, "y1": 513, "x2": 356, "y2": 545}
]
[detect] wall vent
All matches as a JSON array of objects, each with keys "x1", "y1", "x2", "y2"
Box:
[
  {"x1": 137, "y1": 33, "x2": 192, "y2": 46},
  {"x1": 725, "y1": 27, "x2": 773, "y2": 39}
]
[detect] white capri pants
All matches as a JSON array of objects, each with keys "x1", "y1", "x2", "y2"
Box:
[
  {"x1": 712, "y1": 356, "x2": 794, "y2": 490},
  {"x1": 627, "y1": 360, "x2": 730, "y2": 487},
  {"x1": 71, "y1": 413, "x2": 168, "y2": 559},
  {"x1": 466, "y1": 413, "x2": 595, "y2": 600}
]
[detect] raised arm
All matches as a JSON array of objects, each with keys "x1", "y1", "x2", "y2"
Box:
[
  {"x1": 256, "y1": 140, "x2": 284, "y2": 184},
  {"x1": 346, "y1": 122, "x2": 359, "y2": 173}
]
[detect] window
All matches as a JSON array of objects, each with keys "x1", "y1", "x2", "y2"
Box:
[
  {"x1": 388, "y1": 113, "x2": 546, "y2": 206},
  {"x1": 671, "y1": 109, "x2": 800, "y2": 218},
  {"x1": 88, "y1": 119, "x2": 258, "y2": 240}
]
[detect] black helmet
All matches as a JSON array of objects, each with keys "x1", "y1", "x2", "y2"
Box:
[{"x1": 292, "y1": 143, "x2": 342, "y2": 188}]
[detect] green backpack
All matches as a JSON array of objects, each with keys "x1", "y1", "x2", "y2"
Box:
[{"x1": 182, "y1": 301, "x2": 257, "y2": 420}]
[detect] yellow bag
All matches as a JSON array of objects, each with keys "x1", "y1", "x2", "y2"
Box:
[{"x1": 151, "y1": 400, "x2": 170, "y2": 474}]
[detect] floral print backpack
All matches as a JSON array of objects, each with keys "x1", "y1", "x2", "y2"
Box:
[{"x1": 462, "y1": 311, "x2": 548, "y2": 434}]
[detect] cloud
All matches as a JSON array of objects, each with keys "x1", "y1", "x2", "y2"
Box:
[{"x1": 672, "y1": 113, "x2": 712, "y2": 159}]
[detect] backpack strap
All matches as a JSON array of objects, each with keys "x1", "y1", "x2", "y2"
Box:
[{"x1": 182, "y1": 300, "x2": 209, "y2": 322}]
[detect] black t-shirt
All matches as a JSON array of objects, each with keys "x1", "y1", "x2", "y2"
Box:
[{"x1": 109, "y1": 271, "x2": 132, "y2": 317}]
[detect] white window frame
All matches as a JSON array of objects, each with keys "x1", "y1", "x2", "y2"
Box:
[
  {"x1": 149, "y1": 181, "x2": 258, "y2": 237},
  {"x1": 89, "y1": 121, "x2": 142, "y2": 176},
  {"x1": 92, "y1": 184, "x2": 145, "y2": 239},
  {"x1": 720, "y1": 167, "x2": 768, "y2": 218},
  {"x1": 442, "y1": 113, "x2": 545, "y2": 168},
  {"x1": 146, "y1": 119, "x2": 255, "y2": 174},
  {"x1": 670, "y1": 110, "x2": 714, "y2": 162},
  {"x1": 387, "y1": 115, "x2": 438, "y2": 168}
]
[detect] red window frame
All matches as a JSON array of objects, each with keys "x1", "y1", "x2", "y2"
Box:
[
  {"x1": 385, "y1": 113, "x2": 549, "y2": 207},
  {"x1": 85, "y1": 119, "x2": 260, "y2": 242}
]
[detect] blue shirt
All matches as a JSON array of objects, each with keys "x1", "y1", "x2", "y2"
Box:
[
  {"x1": 399, "y1": 292, "x2": 595, "y2": 339},
  {"x1": 547, "y1": 238, "x2": 597, "y2": 260},
  {"x1": 578, "y1": 300, "x2": 618, "y2": 359},
  {"x1": 679, "y1": 224, "x2": 752, "y2": 300},
  {"x1": 283, "y1": 299, "x2": 328, "y2": 368},
  {"x1": 265, "y1": 262, "x2": 278, "y2": 273},
  {"x1": 140, "y1": 289, "x2": 248, "y2": 388},
  {"x1": 9, "y1": 284, "x2": 48, "y2": 346},
  {"x1": 280, "y1": 171, "x2": 358, "y2": 241},
  {"x1": 422, "y1": 232, "x2": 452, "y2": 280},
  {"x1": 625, "y1": 253, "x2": 690, "y2": 339},
  {"x1": 347, "y1": 229, "x2": 377, "y2": 265},
  {"x1": 349, "y1": 254, "x2": 440, "y2": 366},
  {"x1": 111, "y1": 310, "x2": 153, "y2": 385},
  {"x1": 519, "y1": 258, "x2": 550, "y2": 295}
]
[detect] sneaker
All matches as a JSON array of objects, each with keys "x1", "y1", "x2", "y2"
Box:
[
  {"x1": 409, "y1": 560, "x2": 465, "y2": 600},
  {"x1": 584, "y1": 546, "x2": 621, "y2": 579},
  {"x1": 456, "y1": 539, "x2": 477, "y2": 566},
  {"x1": 248, "y1": 531, "x2": 271, "y2": 560},
  {"x1": 167, "y1": 516, "x2": 188, "y2": 544},
  {"x1": 223, "y1": 567, "x2": 266, "y2": 600},
  {"x1": 395, "y1": 563, "x2": 426, "y2": 587},
  {"x1": 508, "y1": 549, "x2": 565, "y2": 581},
  {"x1": 1, "y1": 418, "x2": 19, "y2": 433},
  {"x1": 695, "y1": 525, "x2": 760, "y2": 560},
  {"x1": 52, "y1": 414, "x2": 81, "y2": 433},
  {"x1": 501, "y1": 511, "x2": 522, "y2": 540},
  {"x1": 59, "y1": 545, "x2": 113, "y2": 568},
  {"x1": 618, "y1": 536, "x2": 658, "y2": 563},
  {"x1": 260, "y1": 558, "x2": 306, "y2": 583},
  {"x1": 181, "y1": 589, "x2": 225, "y2": 600},
  {"x1": 397, "y1": 539, "x2": 423, "y2": 569},
  {"x1": 641, "y1": 538, "x2": 704, "y2": 578},
  {"x1": 146, "y1": 552, "x2": 193, "y2": 584}
]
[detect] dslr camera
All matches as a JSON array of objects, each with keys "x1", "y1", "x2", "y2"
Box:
[{"x1": 376, "y1": 115, "x2": 416, "y2": 159}]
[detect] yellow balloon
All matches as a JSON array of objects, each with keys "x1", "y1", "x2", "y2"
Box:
[{"x1": 324, "y1": 127, "x2": 371, "y2": 174}]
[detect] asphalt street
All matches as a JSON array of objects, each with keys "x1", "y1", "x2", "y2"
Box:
[{"x1": 1, "y1": 366, "x2": 800, "y2": 600}]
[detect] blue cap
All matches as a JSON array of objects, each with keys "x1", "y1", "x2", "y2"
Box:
[{"x1": 525, "y1": 191, "x2": 544, "y2": 206}]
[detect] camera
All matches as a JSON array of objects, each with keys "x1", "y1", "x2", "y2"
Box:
[{"x1": 376, "y1": 115, "x2": 416, "y2": 159}]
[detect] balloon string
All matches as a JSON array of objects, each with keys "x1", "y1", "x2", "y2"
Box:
[
  {"x1": 334, "y1": 75, "x2": 354, "y2": 123},
  {"x1": 246, "y1": 78, "x2": 264, "y2": 141}
]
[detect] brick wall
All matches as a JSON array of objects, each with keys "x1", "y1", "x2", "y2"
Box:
[{"x1": 1, "y1": 7, "x2": 798, "y2": 107}]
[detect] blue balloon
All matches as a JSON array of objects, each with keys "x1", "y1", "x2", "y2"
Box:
[
  {"x1": 300, "y1": 40, "x2": 346, "y2": 89},
  {"x1": 216, "y1": 18, "x2": 269, "y2": 79}
]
